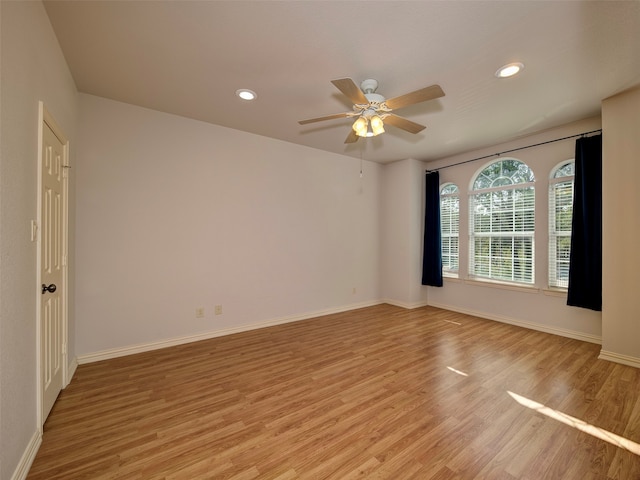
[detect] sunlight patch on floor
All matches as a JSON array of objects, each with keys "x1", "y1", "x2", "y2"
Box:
[
  {"x1": 443, "y1": 319, "x2": 462, "y2": 326},
  {"x1": 508, "y1": 391, "x2": 640, "y2": 456},
  {"x1": 447, "y1": 366, "x2": 469, "y2": 376}
]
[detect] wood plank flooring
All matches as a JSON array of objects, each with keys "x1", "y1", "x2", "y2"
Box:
[{"x1": 27, "y1": 304, "x2": 640, "y2": 479}]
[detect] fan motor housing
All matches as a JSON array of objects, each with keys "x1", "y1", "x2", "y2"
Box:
[{"x1": 364, "y1": 93, "x2": 385, "y2": 104}]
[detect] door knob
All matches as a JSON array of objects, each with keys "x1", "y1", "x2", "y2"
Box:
[{"x1": 41, "y1": 283, "x2": 57, "y2": 294}]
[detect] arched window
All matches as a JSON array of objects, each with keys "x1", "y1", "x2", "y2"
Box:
[
  {"x1": 549, "y1": 160, "x2": 574, "y2": 289},
  {"x1": 469, "y1": 158, "x2": 535, "y2": 284},
  {"x1": 440, "y1": 183, "x2": 459, "y2": 276}
]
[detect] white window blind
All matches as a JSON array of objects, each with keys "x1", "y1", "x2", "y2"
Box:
[
  {"x1": 440, "y1": 184, "x2": 459, "y2": 276},
  {"x1": 549, "y1": 161, "x2": 575, "y2": 289},
  {"x1": 469, "y1": 159, "x2": 535, "y2": 285}
]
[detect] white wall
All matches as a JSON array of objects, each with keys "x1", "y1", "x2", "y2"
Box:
[
  {"x1": 0, "y1": 2, "x2": 78, "y2": 479},
  {"x1": 75, "y1": 94, "x2": 381, "y2": 357},
  {"x1": 423, "y1": 117, "x2": 603, "y2": 343},
  {"x1": 380, "y1": 160, "x2": 413, "y2": 305},
  {"x1": 601, "y1": 85, "x2": 640, "y2": 366},
  {"x1": 380, "y1": 158, "x2": 428, "y2": 308}
]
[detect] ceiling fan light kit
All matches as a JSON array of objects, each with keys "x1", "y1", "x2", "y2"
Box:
[
  {"x1": 352, "y1": 113, "x2": 385, "y2": 138},
  {"x1": 352, "y1": 116, "x2": 368, "y2": 136},
  {"x1": 299, "y1": 78, "x2": 444, "y2": 143},
  {"x1": 370, "y1": 115, "x2": 385, "y2": 135}
]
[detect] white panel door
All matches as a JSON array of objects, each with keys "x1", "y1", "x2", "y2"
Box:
[{"x1": 41, "y1": 121, "x2": 65, "y2": 420}]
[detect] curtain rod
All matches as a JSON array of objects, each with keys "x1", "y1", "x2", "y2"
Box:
[{"x1": 426, "y1": 128, "x2": 602, "y2": 173}]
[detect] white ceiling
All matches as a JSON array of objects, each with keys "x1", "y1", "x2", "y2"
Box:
[{"x1": 44, "y1": 1, "x2": 640, "y2": 164}]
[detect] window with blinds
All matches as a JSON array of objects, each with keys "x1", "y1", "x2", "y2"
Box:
[
  {"x1": 440, "y1": 184, "x2": 459, "y2": 276},
  {"x1": 469, "y1": 159, "x2": 535, "y2": 284},
  {"x1": 549, "y1": 161, "x2": 574, "y2": 289}
]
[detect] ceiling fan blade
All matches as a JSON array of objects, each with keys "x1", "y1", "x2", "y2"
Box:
[
  {"x1": 344, "y1": 130, "x2": 359, "y2": 144},
  {"x1": 385, "y1": 84, "x2": 445, "y2": 110},
  {"x1": 331, "y1": 78, "x2": 369, "y2": 105},
  {"x1": 298, "y1": 112, "x2": 351, "y2": 125},
  {"x1": 384, "y1": 114, "x2": 427, "y2": 134}
]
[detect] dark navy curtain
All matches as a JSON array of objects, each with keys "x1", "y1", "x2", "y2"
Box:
[
  {"x1": 567, "y1": 134, "x2": 602, "y2": 311},
  {"x1": 422, "y1": 171, "x2": 443, "y2": 287}
]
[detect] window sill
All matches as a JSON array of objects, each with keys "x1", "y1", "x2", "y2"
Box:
[
  {"x1": 464, "y1": 278, "x2": 540, "y2": 294},
  {"x1": 543, "y1": 288, "x2": 567, "y2": 297},
  {"x1": 443, "y1": 274, "x2": 462, "y2": 283}
]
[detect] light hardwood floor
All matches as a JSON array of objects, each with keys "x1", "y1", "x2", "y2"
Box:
[{"x1": 27, "y1": 304, "x2": 640, "y2": 479}]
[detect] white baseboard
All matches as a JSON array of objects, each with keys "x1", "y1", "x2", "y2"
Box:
[
  {"x1": 11, "y1": 430, "x2": 41, "y2": 480},
  {"x1": 382, "y1": 298, "x2": 429, "y2": 310},
  {"x1": 77, "y1": 300, "x2": 383, "y2": 364},
  {"x1": 427, "y1": 300, "x2": 602, "y2": 345},
  {"x1": 76, "y1": 298, "x2": 616, "y2": 366},
  {"x1": 598, "y1": 350, "x2": 640, "y2": 369}
]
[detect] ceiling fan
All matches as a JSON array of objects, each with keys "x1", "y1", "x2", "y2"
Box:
[{"x1": 298, "y1": 78, "x2": 445, "y2": 143}]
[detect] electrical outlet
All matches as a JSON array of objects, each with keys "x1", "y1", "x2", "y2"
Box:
[
  {"x1": 195, "y1": 307, "x2": 205, "y2": 318},
  {"x1": 215, "y1": 305, "x2": 222, "y2": 315}
]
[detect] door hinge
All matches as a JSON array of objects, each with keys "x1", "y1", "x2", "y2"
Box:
[
  {"x1": 62, "y1": 255, "x2": 68, "y2": 267},
  {"x1": 30, "y1": 220, "x2": 38, "y2": 242}
]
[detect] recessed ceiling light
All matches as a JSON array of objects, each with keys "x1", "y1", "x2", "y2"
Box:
[
  {"x1": 236, "y1": 89, "x2": 257, "y2": 101},
  {"x1": 495, "y1": 62, "x2": 524, "y2": 78}
]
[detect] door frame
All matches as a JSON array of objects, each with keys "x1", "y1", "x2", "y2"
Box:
[{"x1": 36, "y1": 102, "x2": 70, "y2": 429}]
